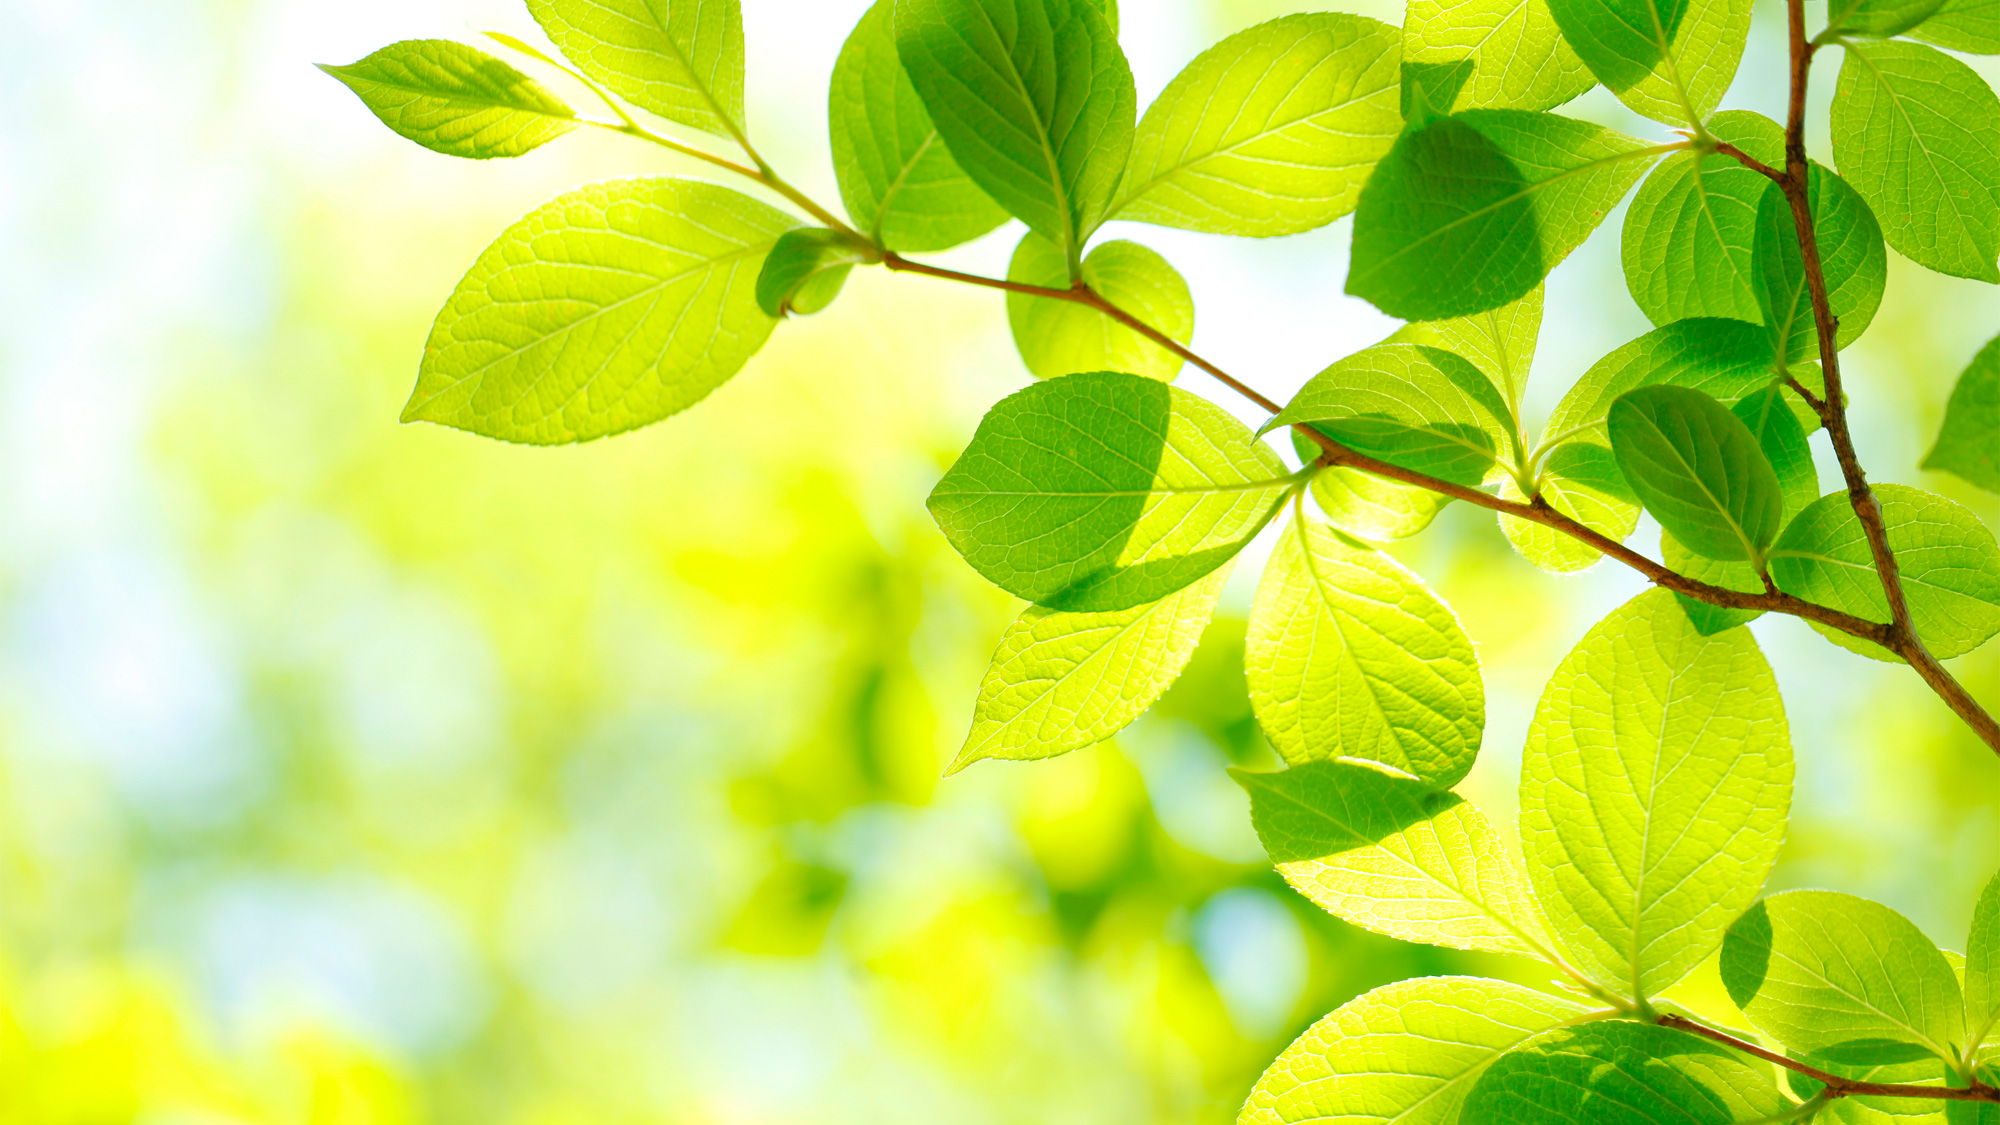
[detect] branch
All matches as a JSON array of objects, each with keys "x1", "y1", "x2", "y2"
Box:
[
  {"x1": 881, "y1": 251, "x2": 1894, "y2": 646},
  {"x1": 1775, "y1": 0, "x2": 2000, "y2": 754},
  {"x1": 1658, "y1": 1015, "x2": 2000, "y2": 1103}
]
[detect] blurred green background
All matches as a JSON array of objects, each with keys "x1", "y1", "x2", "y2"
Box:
[{"x1": 2, "y1": 1, "x2": 1997, "y2": 1122}]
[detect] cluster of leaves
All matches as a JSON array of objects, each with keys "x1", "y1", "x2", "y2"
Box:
[{"x1": 324, "y1": 0, "x2": 2000, "y2": 1119}]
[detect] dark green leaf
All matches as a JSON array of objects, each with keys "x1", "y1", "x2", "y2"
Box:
[
  {"x1": 1752, "y1": 162, "x2": 1887, "y2": 364},
  {"x1": 754, "y1": 229, "x2": 870, "y2": 317},
  {"x1": 1831, "y1": 39, "x2": 2000, "y2": 283},
  {"x1": 1462, "y1": 1021, "x2": 1787, "y2": 1125},
  {"x1": 1349, "y1": 110, "x2": 1663, "y2": 320},
  {"x1": 1542, "y1": 317, "x2": 1779, "y2": 450},
  {"x1": 1609, "y1": 385, "x2": 1783, "y2": 562},
  {"x1": 1546, "y1": 0, "x2": 1753, "y2": 125},
  {"x1": 829, "y1": 0, "x2": 1009, "y2": 251},
  {"x1": 528, "y1": 0, "x2": 746, "y2": 139},
  {"x1": 927, "y1": 371, "x2": 1294, "y2": 611},
  {"x1": 1923, "y1": 333, "x2": 2000, "y2": 494},
  {"x1": 1621, "y1": 110, "x2": 1784, "y2": 326},
  {"x1": 896, "y1": 0, "x2": 1134, "y2": 267},
  {"x1": 1262, "y1": 343, "x2": 1516, "y2": 487},
  {"x1": 404, "y1": 177, "x2": 794, "y2": 444},
  {"x1": 319, "y1": 39, "x2": 578, "y2": 159},
  {"x1": 1005, "y1": 234, "x2": 1193, "y2": 381},
  {"x1": 1114, "y1": 13, "x2": 1402, "y2": 236},
  {"x1": 1830, "y1": 0, "x2": 1949, "y2": 38}
]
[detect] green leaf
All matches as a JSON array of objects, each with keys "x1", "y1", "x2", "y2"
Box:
[
  {"x1": 1386, "y1": 286, "x2": 1545, "y2": 422},
  {"x1": 1403, "y1": 0, "x2": 1597, "y2": 112},
  {"x1": 1245, "y1": 514, "x2": 1485, "y2": 787},
  {"x1": 1607, "y1": 385, "x2": 1784, "y2": 563},
  {"x1": 1521, "y1": 588, "x2": 1793, "y2": 1002},
  {"x1": 1831, "y1": 39, "x2": 2000, "y2": 283},
  {"x1": 319, "y1": 40, "x2": 578, "y2": 160},
  {"x1": 1262, "y1": 343, "x2": 1515, "y2": 488},
  {"x1": 1462, "y1": 1020, "x2": 1788, "y2": 1125},
  {"x1": 1665, "y1": 385, "x2": 1818, "y2": 632},
  {"x1": 1241, "y1": 976, "x2": 1595, "y2": 1125},
  {"x1": 828, "y1": 0, "x2": 1009, "y2": 252},
  {"x1": 404, "y1": 177, "x2": 794, "y2": 444},
  {"x1": 1238, "y1": 762, "x2": 1550, "y2": 955},
  {"x1": 1541, "y1": 317, "x2": 1779, "y2": 451},
  {"x1": 1969, "y1": 872, "x2": 2000, "y2": 1059},
  {"x1": 953, "y1": 565, "x2": 1228, "y2": 771},
  {"x1": 1923, "y1": 333, "x2": 2000, "y2": 494},
  {"x1": 1752, "y1": 162, "x2": 1887, "y2": 364},
  {"x1": 1310, "y1": 464, "x2": 1454, "y2": 541},
  {"x1": 896, "y1": 0, "x2": 1134, "y2": 266},
  {"x1": 1830, "y1": 0, "x2": 1950, "y2": 39},
  {"x1": 1788, "y1": 1053, "x2": 1962, "y2": 1123},
  {"x1": 1546, "y1": 0, "x2": 1753, "y2": 125},
  {"x1": 754, "y1": 229, "x2": 869, "y2": 317},
  {"x1": 1501, "y1": 444, "x2": 1641, "y2": 573},
  {"x1": 1770, "y1": 484, "x2": 2000, "y2": 660},
  {"x1": 1911, "y1": 0, "x2": 2000, "y2": 52},
  {"x1": 1113, "y1": 13, "x2": 1401, "y2": 237},
  {"x1": 1722, "y1": 890, "x2": 1965, "y2": 1064},
  {"x1": 1005, "y1": 234, "x2": 1193, "y2": 381},
  {"x1": 527, "y1": 0, "x2": 745, "y2": 139},
  {"x1": 1348, "y1": 110, "x2": 1663, "y2": 320},
  {"x1": 1620, "y1": 110, "x2": 1784, "y2": 327},
  {"x1": 927, "y1": 371, "x2": 1294, "y2": 612}
]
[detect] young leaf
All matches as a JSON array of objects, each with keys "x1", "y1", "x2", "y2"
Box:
[
  {"x1": 1463, "y1": 1021, "x2": 1788, "y2": 1125},
  {"x1": 953, "y1": 565, "x2": 1228, "y2": 771},
  {"x1": 1621, "y1": 110, "x2": 1784, "y2": 327},
  {"x1": 1547, "y1": 0, "x2": 1753, "y2": 125},
  {"x1": 1607, "y1": 385, "x2": 1784, "y2": 563},
  {"x1": 895, "y1": 0, "x2": 1134, "y2": 267},
  {"x1": 1005, "y1": 234, "x2": 1193, "y2": 382},
  {"x1": 1541, "y1": 317, "x2": 1778, "y2": 450},
  {"x1": 1261, "y1": 343, "x2": 1515, "y2": 488},
  {"x1": 1722, "y1": 891, "x2": 1965, "y2": 1064},
  {"x1": 1348, "y1": 110, "x2": 1663, "y2": 320},
  {"x1": 527, "y1": 0, "x2": 745, "y2": 139},
  {"x1": 1752, "y1": 162, "x2": 1887, "y2": 364},
  {"x1": 1245, "y1": 514, "x2": 1485, "y2": 787},
  {"x1": 404, "y1": 177, "x2": 793, "y2": 444},
  {"x1": 754, "y1": 229, "x2": 870, "y2": 317},
  {"x1": 1770, "y1": 484, "x2": 2000, "y2": 660},
  {"x1": 1386, "y1": 286, "x2": 1544, "y2": 422},
  {"x1": 1312, "y1": 465, "x2": 1454, "y2": 541},
  {"x1": 1923, "y1": 333, "x2": 2000, "y2": 494},
  {"x1": 1114, "y1": 14, "x2": 1401, "y2": 237},
  {"x1": 1829, "y1": 0, "x2": 1949, "y2": 37},
  {"x1": 1521, "y1": 588, "x2": 1793, "y2": 1003},
  {"x1": 926, "y1": 371, "x2": 1294, "y2": 612},
  {"x1": 1501, "y1": 444, "x2": 1641, "y2": 572},
  {"x1": 1969, "y1": 873, "x2": 2000, "y2": 1061},
  {"x1": 828, "y1": 0, "x2": 1009, "y2": 252},
  {"x1": 1911, "y1": 0, "x2": 2000, "y2": 52},
  {"x1": 319, "y1": 40, "x2": 578, "y2": 160},
  {"x1": 1238, "y1": 763, "x2": 1550, "y2": 955},
  {"x1": 1403, "y1": 0, "x2": 1596, "y2": 113},
  {"x1": 1241, "y1": 976, "x2": 1595, "y2": 1125},
  {"x1": 1831, "y1": 39, "x2": 2000, "y2": 283}
]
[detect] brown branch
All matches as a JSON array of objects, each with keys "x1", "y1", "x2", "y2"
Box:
[
  {"x1": 1715, "y1": 141, "x2": 1786, "y2": 183},
  {"x1": 1659, "y1": 1015, "x2": 2000, "y2": 1103},
  {"x1": 1775, "y1": 0, "x2": 2000, "y2": 754}
]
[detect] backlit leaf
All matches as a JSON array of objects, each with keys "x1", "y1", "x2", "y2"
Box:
[
  {"x1": 1968, "y1": 872, "x2": 2000, "y2": 1062},
  {"x1": 1607, "y1": 385, "x2": 1783, "y2": 563},
  {"x1": 1547, "y1": 0, "x2": 1753, "y2": 125},
  {"x1": 1386, "y1": 286, "x2": 1544, "y2": 422},
  {"x1": 1115, "y1": 13, "x2": 1401, "y2": 236},
  {"x1": 320, "y1": 39, "x2": 578, "y2": 159},
  {"x1": 1263, "y1": 343, "x2": 1515, "y2": 488},
  {"x1": 528, "y1": 0, "x2": 745, "y2": 138},
  {"x1": 1005, "y1": 233, "x2": 1193, "y2": 381},
  {"x1": 1923, "y1": 333, "x2": 2000, "y2": 494},
  {"x1": 1541, "y1": 317, "x2": 1778, "y2": 451},
  {"x1": 1245, "y1": 514, "x2": 1484, "y2": 787},
  {"x1": 755, "y1": 228, "x2": 870, "y2": 317},
  {"x1": 1620, "y1": 110, "x2": 1783, "y2": 326},
  {"x1": 1403, "y1": 0, "x2": 1596, "y2": 113},
  {"x1": 1751, "y1": 162, "x2": 1886, "y2": 364},
  {"x1": 1463, "y1": 1020, "x2": 1788, "y2": 1125},
  {"x1": 927, "y1": 371, "x2": 1294, "y2": 611},
  {"x1": 1521, "y1": 588, "x2": 1793, "y2": 1002},
  {"x1": 1500, "y1": 444, "x2": 1641, "y2": 573},
  {"x1": 1911, "y1": 0, "x2": 2000, "y2": 52},
  {"x1": 405, "y1": 177, "x2": 793, "y2": 444},
  {"x1": 1831, "y1": 0, "x2": 1949, "y2": 36}
]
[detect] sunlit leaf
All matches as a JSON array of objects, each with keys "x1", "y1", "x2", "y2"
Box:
[
  {"x1": 1547, "y1": 0, "x2": 1753, "y2": 125},
  {"x1": 1386, "y1": 286, "x2": 1544, "y2": 422},
  {"x1": 927, "y1": 371, "x2": 1294, "y2": 611},
  {"x1": 1830, "y1": 0, "x2": 1949, "y2": 39},
  {"x1": 1751, "y1": 162, "x2": 1886, "y2": 364},
  {"x1": 1521, "y1": 588, "x2": 1792, "y2": 1002},
  {"x1": 1005, "y1": 233, "x2": 1193, "y2": 381},
  {"x1": 1403, "y1": 0, "x2": 1596, "y2": 113},
  {"x1": 319, "y1": 40, "x2": 578, "y2": 159},
  {"x1": 1245, "y1": 514, "x2": 1484, "y2": 787},
  {"x1": 1621, "y1": 110, "x2": 1783, "y2": 327},
  {"x1": 1923, "y1": 333, "x2": 2000, "y2": 494},
  {"x1": 1541, "y1": 317, "x2": 1777, "y2": 451},
  {"x1": 1911, "y1": 0, "x2": 2000, "y2": 52},
  {"x1": 404, "y1": 177, "x2": 794, "y2": 444},
  {"x1": 1499, "y1": 445, "x2": 1641, "y2": 573},
  {"x1": 528, "y1": 0, "x2": 745, "y2": 138},
  {"x1": 1262, "y1": 343, "x2": 1515, "y2": 488},
  {"x1": 755, "y1": 228, "x2": 870, "y2": 317},
  {"x1": 1607, "y1": 385, "x2": 1783, "y2": 563},
  {"x1": 1463, "y1": 1020, "x2": 1788, "y2": 1124},
  {"x1": 1968, "y1": 872, "x2": 2000, "y2": 1063}
]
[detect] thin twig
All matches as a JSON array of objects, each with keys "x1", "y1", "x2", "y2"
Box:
[{"x1": 1659, "y1": 1015, "x2": 2000, "y2": 1103}]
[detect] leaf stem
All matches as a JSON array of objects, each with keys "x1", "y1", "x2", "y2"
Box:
[{"x1": 1658, "y1": 1014, "x2": 2000, "y2": 1103}]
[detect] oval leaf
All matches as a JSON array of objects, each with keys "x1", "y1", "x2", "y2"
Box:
[
  {"x1": 1463, "y1": 1021, "x2": 1787, "y2": 1125},
  {"x1": 927, "y1": 371, "x2": 1294, "y2": 612},
  {"x1": 1541, "y1": 317, "x2": 1779, "y2": 449},
  {"x1": 1264, "y1": 343, "x2": 1515, "y2": 488},
  {"x1": 528, "y1": 0, "x2": 745, "y2": 139},
  {"x1": 1752, "y1": 162, "x2": 1887, "y2": 364},
  {"x1": 404, "y1": 177, "x2": 794, "y2": 444},
  {"x1": 1621, "y1": 110, "x2": 1784, "y2": 327},
  {"x1": 1246, "y1": 514, "x2": 1485, "y2": 787},
  {"x1": 755, "y1": 228, "x2": 869, "y2": 317},
  {"x1": 1114, "y1": 13, "x2": 1402, "y2": 236},
  {"x1": 1922, "y1": 332, "x2": 2000, "y2": 494},
  {"x1": 1547, "y1": 0, "x2": 1753, "y2": 125},
  {"x1": 1968, "y1": 873, "x2": 2000, "y2": 1061},
  {"x1": 1607, "y1": 384, "x2": 1784, "y2": 563},
  {"x1": 319, "y1": 39, "x2": 578, "y2": 159},
  {"x1": 1521, "y1": 588, "x2": 1793, "y2": 1003},
  {"x1": 1005, "y1": 234, "x2": 1193, "y2": 381},
  {"x1": 1403, "y1": 0, "x2": 1596, "y2": 113}
]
